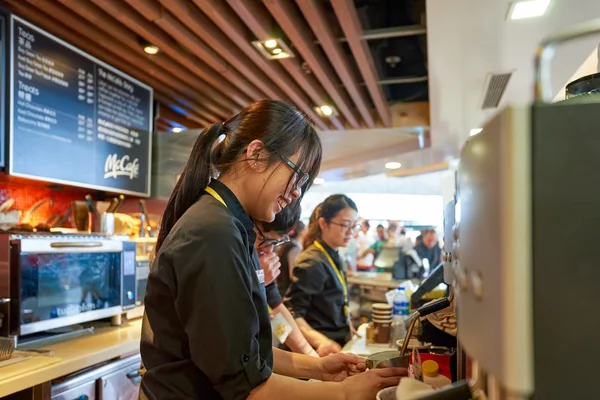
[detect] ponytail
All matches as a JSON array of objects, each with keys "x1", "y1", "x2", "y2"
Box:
[
  {"x1": 302, "y1": 204, "x2": 322, "y2": 249},
  {"x1": 156, "y1": 123, "x2": 223, "y2": 251}
]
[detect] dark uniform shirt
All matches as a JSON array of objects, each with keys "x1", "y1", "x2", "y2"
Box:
[
  {"x1": 265, "y1": 282, "x2": 283, "y2": 309},
  {"x1": 140, "y1": 180, "x2": 272, "y2": 400},
  {"x1": 284, "y1": 239, "x2": 350, "y2": 346}
]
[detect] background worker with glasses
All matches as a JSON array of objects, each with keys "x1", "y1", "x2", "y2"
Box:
[{"x1": 284, "y1": 195, "x2": 361, "y2": 356}]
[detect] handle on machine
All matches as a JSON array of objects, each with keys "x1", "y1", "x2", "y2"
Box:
[
  {"x1": 535, "y1": 18, "x2": 600, "y2": 102},
  {"x1": 416, "y1": 297, "x2": 451, "y2": 318}
]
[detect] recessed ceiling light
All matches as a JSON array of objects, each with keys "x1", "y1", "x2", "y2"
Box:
[
  {"x1": 508, "y1": 0, "x2": 550, "y2": 20},
  {"x1": 264, "y1": 39, "x2": 277, "y2": 48},
  {"x1": 252, "y1": 38, "x2": 295, "y2": 60},
  {"x1": 385, "y1": 162, "x2": 402, "y2": 169},
  {"x1": 172, "y1": 127, "x2": 182, "y2": 133},
  {"x1": 143, "y1": 44, "x2": 160, "y2": 55},
  {"x1": 320, "y1": 105, "x2": 333, "y2": 116},
  {"x1": 470, "y1": 128, "x2": 483, "y2": 136},
  {"x1": 314, "y1": 177, "x2": 325, "y2": 185}
]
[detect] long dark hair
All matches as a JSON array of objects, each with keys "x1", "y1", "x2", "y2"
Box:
[
  {"x1": 157, "y1": 100, "x2": 322, "y2": 251},
  {"x1": 303, "y1": 194, "x2": 358, "y2": 249}
]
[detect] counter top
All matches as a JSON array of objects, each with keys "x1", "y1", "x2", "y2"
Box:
[{"x1": 0, "y1": 319, "x2": 142, "y2": 397}]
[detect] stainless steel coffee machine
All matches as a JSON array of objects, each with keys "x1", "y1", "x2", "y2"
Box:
[{"x1": 417, "y1": 19, "x2": 600, "y2": 400}]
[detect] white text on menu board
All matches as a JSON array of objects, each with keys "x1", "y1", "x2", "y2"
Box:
[{"x1": 15, "y1": 26, "x2": 61, "y2": 132}]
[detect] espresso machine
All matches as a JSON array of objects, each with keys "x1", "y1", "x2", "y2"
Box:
[{"x1": 412, "y1": 19, "x2": 600, "y2": 400}]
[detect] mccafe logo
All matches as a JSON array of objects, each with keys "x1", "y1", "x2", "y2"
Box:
[{"x1": 104, "y1": 154, "x2": 140, "y2": 180}]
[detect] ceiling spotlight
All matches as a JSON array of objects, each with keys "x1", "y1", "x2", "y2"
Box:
[
  {"x1": 470, "y1": 128, "x2": 483, "y2": 136},
  {"x1": 172, "y1": 127, "x2": 182, "y2": 133},
  {"x1": 264, "y1": 39, "x2": 278, "y2": 48},
  {"x1": 320, "y1": 105, "x2": 333, "y2": 116},
  {"x1": 313, "y1": 177, "x2": 325, "y2": 185},
  {"x1": 252, "y1": 38, "x2": 295, "y2": 60},
  {"x1": 385, "y1": 162, "x2": 402, "y2": 170},
  {"x1": 508, "y1": 0, "x2": 550, "y2": 20},
  {"x1": 143, "y1": 44, "x2": 160, "y2": 55}
]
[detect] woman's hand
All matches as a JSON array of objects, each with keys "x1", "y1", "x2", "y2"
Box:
[
  {"x1": 258, "y1": 251, "x2": 281, "y2": 286},
  {"x1": 341, "y1": 368, "x2": 408, "y2": 399},
  {"x1": 315, "y1": 339, "x2": 342, "y2": 357},
  {"x1": 318, "y1": 353, "x2": 367, "y2": 382}
]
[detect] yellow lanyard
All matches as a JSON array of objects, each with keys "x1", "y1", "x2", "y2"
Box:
[
  {"x1": 205, "y1": 186, "x2": 273, "y2": 314},
  {"x1": 313, "y1": 240, "x2": 348, "y2": 316}
]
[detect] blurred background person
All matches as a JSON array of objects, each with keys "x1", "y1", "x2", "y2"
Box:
[
  {"x1": 414, "y1": 228, "x2": 442, "y2": 272},
  {"x1": 285, "y1": 195, "x2": 359, "y2": 356},
  {"x1": 356, "y1": 219, "x2": 375, "y2": 268}
]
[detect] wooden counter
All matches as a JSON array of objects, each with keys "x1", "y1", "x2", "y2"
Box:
[{"x1": 0, "y1": 319, "x2": 142, "y2": 398}]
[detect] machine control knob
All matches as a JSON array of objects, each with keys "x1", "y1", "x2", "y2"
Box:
[{"x1": 127, "y1": 291, "x2": 134, "y2": 300}]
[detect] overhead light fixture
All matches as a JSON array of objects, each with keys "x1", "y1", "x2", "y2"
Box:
[
  {"x1": 172, "y1": 127, "x2": 182, "y2": 133},
  {"x1": 313, "y1": 177, "x2": 325, "y2": 185},
  {"x1": 508, "y1": 0, "x2": 550, "y2": 20},
  {"x1": 385, "y1": 162, "x2": 402, "y2": 170},
  {"x1": 320, "y1": 105, "x2": 333, "y2": 116},
  {"x1": 143, "y1": 44, "x2": 160, "y2": 55},
  {"x1": 314, "y1": 104, "x2": 338, "y2": 118},
  {"x1": 470, "y1": 128, "x2": 483, "y2": 136},
  {"x1": 264, "y1": 39, "x2": 278, "y2": 48},
  {"x1": 252, "y1": 38, "x2": 295, "y2": 60}
]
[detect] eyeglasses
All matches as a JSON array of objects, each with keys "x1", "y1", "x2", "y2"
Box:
[
  {"x1": 278, "y1": 154, "x2": 310, "y2": 190},
  {"x1": 255, "y1": 224, "x2": 291, "y2": 249},
  {"x1": 329, "y1": 220, "x2": 362, "y2": 232}
]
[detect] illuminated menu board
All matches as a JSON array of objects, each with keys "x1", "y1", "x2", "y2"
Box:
[{"x1": 9, "y1": 16, "x2": 153, "y2": 196}]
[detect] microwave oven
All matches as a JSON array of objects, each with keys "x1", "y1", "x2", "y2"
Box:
[{"x1": 0, "y1": 233, "x2": 136, "y2": 337}]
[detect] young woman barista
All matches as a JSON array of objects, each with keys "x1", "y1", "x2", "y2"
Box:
[
  {"x1": 285, "y1": 195, "x2": 360, "y2": 357},
  {"x1": 255, "y1": 203, "x2": 319, "y2": 357},
  {"x1": 140, "y1": 101, "x2": 406, "y2": 400}
]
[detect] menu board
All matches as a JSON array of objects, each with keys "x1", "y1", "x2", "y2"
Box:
[{"x1": 8, "y1": 16, "x2": 153, "y2": 196}]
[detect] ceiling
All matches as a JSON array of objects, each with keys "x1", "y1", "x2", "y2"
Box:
[
  {"x1": 391, "y1": 0, "x2": 600, "y2": 176},
  {"x1": 2, "y1": 0, "x2": 433, "y2": 181},
  {"x1": 2, "y1": 0, "x2": 428, "y2": 127}
]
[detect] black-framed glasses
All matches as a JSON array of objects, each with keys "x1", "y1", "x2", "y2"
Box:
[
  {"x1": 255, "y1": 224, "x2": 291, "y2": 249},
  {"x1": 329, "y1": 220, "x2": 362, "y2": 232},
  {"x1": 278, "y1": 154, "x2": 310, "y2": 189}
]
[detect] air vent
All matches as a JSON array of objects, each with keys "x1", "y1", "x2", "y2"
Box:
[{"x1": 481, "y1": 72, "x2": 512, "y2": 109}]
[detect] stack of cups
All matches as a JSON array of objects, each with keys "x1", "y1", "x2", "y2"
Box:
[{"x1": 372, "y1": 303, "x2": 393, "y2": 344}]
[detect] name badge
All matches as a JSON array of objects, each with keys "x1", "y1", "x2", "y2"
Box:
[
  {"x1": 271, "y1": 312, "x2": 293, "y2": 344},
  {"x1": 256, "y1": 269, "x2": 265, "y2": 285}
]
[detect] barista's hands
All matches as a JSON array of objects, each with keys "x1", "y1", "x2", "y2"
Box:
[
  {"x1": 340, "y1": 368, "x2": 408, "y2": 400},
  {"x1": 318, "y1": 353, "x2": 367, "y2": 382},
  {"x1": 315, "y1": 339, "x2": 342, "y2": 357},
  {"x1": 258, "y1": 251, "x2": 281, "y2": 286}
]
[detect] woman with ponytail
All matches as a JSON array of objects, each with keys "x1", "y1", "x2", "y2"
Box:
[
  {"x1": 285, "y1": 195, "x2": 361, "y2": 356},
  {"x1": 141, "y1": 101, "x2": 406, "y2": 400}
]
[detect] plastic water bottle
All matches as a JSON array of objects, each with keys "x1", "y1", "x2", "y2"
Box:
[{"x1": 392, "y1": 287, "x2": 410, "y2": 341}]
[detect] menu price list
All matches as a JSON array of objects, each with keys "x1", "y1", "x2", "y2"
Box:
[{"x1": 10, "y1": 16, "x2": 153, "y2": 195}]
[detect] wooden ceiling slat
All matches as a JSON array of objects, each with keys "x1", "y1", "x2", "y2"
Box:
[
  {"x1": 226, "y1": 0, "x2": 345, "y2": 131},
  {"x1": 157, "y1": 104, "x2": 205, "y2": 129},
  {"x1": 331, "y1": 0, "x2": 392, "y2": 127},
  {"x1": 191, "y1": 0, "x2": 328, "y2": 131},
  {"x1": 57, "y1": 0, "x2": 237, "y2": 116},
  {"x1": 8, "y1": 0, "x2": 213, "y2": 125},
  {"x1": 297, "y1": 0, "x2": 375, "y2": 128},
  {"x1": 139, "y1": 0, "x2": 283, "y2": 100},
  {"x1": 263, "y1": 0, "x2": 361, "y2": 129},
  {"x1": 90, "y1": 0, "x2": 265, "y2": 103}
]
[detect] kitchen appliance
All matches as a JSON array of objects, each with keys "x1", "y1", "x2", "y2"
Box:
[
  {"x1": 0, "y1": 233, "x2": 137, "y2": 339},
  {"x1": 425, "y1": 19, "x2": 600, "y2": 400},
  {"x1": 124, "y1": 237, "x2": 155, "y2": 320}
]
